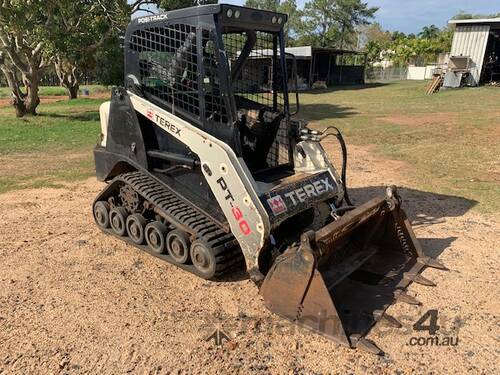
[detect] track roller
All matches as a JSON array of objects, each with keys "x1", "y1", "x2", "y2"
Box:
[
  {"x1": 190, "y1": 239, "x2": 216, "y2": 279},
  {"x1": 145, "y1": 221, "x2": 168, "y2": 254},
  {"x1": 93, "y1": 201, "x2": 110, "y2": 229},
  {"x1": 93, "y1": 172, "x2": 242, "y2": 279},
  {"x1": 166, "y1": 229, "x2": 190, "y2": 264},
  {"x1": 126, "y1": 214, "x2": 147, "y2": 244},
  {"x1": 109, "y1": 207, "x2": 129, "y2": 236}
]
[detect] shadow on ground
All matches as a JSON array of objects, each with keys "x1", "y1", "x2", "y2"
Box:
[
  {"x1": 39, "y1": 111, "x2": 99, "y2": 121},
  {"x1": 349, "y1": 185, "x2": 476, "y2": 259},
  {"x1": 350, "y1": 185, "x2": 477, "y2": 222},
  {"x1": 295, "y1": 103, "x2": 357, "y2": 121},
  {"x1": 302, "y1": 82, "x2": 389, "y2": 95}
]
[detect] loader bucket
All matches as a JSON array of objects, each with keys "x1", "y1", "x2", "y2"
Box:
[{"x1": 260, "y1": 187, "x2": 446, "y2": 354}]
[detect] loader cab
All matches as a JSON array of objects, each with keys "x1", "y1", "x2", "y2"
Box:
[{"x1": 125, "y1": 5, "x2": 293, "y2": 178}]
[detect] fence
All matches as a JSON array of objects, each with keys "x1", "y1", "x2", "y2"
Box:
[{"x1": 365, "y1": 66, "x2": 409, "y2": 82}]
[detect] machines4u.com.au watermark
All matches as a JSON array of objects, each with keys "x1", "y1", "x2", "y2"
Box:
[
  {"x1": 198, "y1": 308, "x2": 463, "y2": 349},
  {"x1": 406, "y1": 309, "x2": 460, "y2": 347}
]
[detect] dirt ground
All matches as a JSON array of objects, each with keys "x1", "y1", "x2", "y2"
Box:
[
  {"x1": 0, "y1": 143, "x2": 498, "y2": 374},
  {"x1": 0, "y1": 93, "x2": 109, "y2": 109}
]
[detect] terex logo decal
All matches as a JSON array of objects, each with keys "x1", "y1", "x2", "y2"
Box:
[
  {"x1": 284, "y1": 178, "x2": 335, "y2": 206},
  {"x1": 153, "y1": 113, "x2": 182, "y2": 136},
  {"x1": 266, "y1": 177, "x2": 336, "y2": 215},
  {"x1": 267, "y1": 196, "x2": 287, "y2": 214}
]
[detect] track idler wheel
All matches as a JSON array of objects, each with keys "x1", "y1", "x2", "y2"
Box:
[
  {"x1": 190, "y1": 239, "x2": 216, "y2": 279},
  {"x1": 167, "y1": 229, "x2": 190, "y2": 264},
  {"x1": 126, "y1": 214, "x2": 147, "y2": 244},
  {"x1": 93, "y1": 201, "x2": 110, "y2": 229},
  {"x1": 109, "y1": 207, "x2": 129, "y2": 236},
  {"x1": 145, "y1": 221, "x2": 168, "y2": 254}
]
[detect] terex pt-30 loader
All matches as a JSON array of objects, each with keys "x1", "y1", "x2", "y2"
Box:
[{"x1": 93, "y1": 4, "x2": 446, "y2": 354}]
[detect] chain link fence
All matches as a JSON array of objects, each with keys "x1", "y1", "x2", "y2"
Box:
[{"x1": 365, "y1": 66, "x2": 409, "y2": 82}]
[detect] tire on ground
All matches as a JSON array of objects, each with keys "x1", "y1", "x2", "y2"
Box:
[
  {"x1": 126, "y1": 213, "x2": 147, "y2": 244},
  {"x1": 109, "y1": 207, "x2": 129, "y2": 236},
  {"x1": 166, "y1": 229, "x2": 191, "y2": 264},
  {"x1": 190, "y1": 239, "x2": 217, "y2": 279},
  {"x1": 145, "y1": 221, "x2": 168, "y2": 254},
  {"x1": 93, "y1": 201, "x2": 110, "y2": 229}
]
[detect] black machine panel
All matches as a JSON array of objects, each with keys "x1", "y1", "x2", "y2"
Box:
[{"x1": 260, "y1": 171, "x2": 337, "y2": 224}]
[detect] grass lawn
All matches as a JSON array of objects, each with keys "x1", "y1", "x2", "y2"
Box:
[
  {"x1": 299, "y1": 81, "x2": 500, "y2": 213},
  {"x1": 0, "y1": 97, "x2": 105, "y2": 193},
  {"x1": 0, "y1": 81, "x2": 498, "y2": 214}
]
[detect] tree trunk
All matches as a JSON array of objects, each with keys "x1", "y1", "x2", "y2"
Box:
[
  {"x1": 321, "y1": 23, "x2": 327, "y2": 48},
  {"x1": 23, "y1": 71, "x2": 41, "y2": 116},
  {"x1": 55, "y1": 58, "x2": 80, "y2": 100},
  {"x1": 0, "y1": 64, "x2": 27, "y2": 117},
  {"x1": 66, "y1": 83, "x2": 80, "y2": 99},
  {"x1": 0, "y1": 35, "x2": 46, "y2": 118}
]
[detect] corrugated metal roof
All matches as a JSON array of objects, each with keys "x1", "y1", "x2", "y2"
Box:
[
  {"x1": 450, "y1": 24, "x2": 490, "y2": 85},
  {"x1": 284, "y1": 46, "x2": 313, "y2": 58},
  {"x1": 237, "y1": 46, "x2": 312, "y2": 58},
  {"x1": 238, "y1": 46, "x2": 364, "y2": 59},
  {"x1": 449, "y1": 18, "x2": 500, "y2": 25}
]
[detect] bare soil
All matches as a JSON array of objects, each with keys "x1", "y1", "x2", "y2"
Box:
[
  {"x1": 0, "y1": 144, "x2": 498, "y2": 374},
  {"x1": 0, "y1": 96, "x2": 69, "y2": 109},
  {"x1": 0, "y1": 93, "x2": 109, "y2": 109}
]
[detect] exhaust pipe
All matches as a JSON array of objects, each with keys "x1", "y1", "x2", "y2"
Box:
[{"x1": 260, "y1": 186, "x2": 446, "y2": 354}]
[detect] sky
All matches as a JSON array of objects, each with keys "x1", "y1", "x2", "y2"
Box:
[{"x1": 221, "y1": 0, "x2": 500, "y2": 33}]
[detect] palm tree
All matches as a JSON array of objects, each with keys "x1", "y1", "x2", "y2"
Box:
[{"x1": 419, "y1": 25, "x2": 440, "y2": 39}]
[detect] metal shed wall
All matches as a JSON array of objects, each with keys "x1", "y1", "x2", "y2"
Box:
[{"x1": 450, "y1": 25, "x2": 490, "y2": 85}]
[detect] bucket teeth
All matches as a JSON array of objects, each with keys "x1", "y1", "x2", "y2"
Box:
[
  {"x1": 413, "y1": 274, "x2": 436, "y2": 287},
  {"x1": 374, "y1": 310, "x2": 403, "y2": 328},
  {"x1": 396, "y1": 291, "x2": 422, "y2": 305},
  {"x1": 404, "y1": 272, "x2": 436, "y2": 287},
  {"x1": 354, "y1": 337, "x2": 385, "y2": 356},
  {"x1": 418, "y1": 256, "x2": 448, "y2": 271}
]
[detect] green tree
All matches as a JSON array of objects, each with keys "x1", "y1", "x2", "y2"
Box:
[
  {"x1": 92, "y1": 36, "x2": 125, "y2": 86},
  {"x1": 391, "y1": 31, "x2": 406, "y2": 41},
  {"x1": 0, "y1": 1, "x2": 50, "y2": 117},
  {"x1": 360, "y1": 23, "x2": 391, "y2": 64},
  {"x1": 300, "y1": 0, "x2": 377, "y2": 48},
  {"x1": 158, "y1": 0, "x2": 216, "y2": 11},
  {"x1": 452, "y1": 11, "x2": 500, "y2": 20},
  {"x1": 419, "y1": 25, "x2": 440, "y2": 39},
  {"x1": 335, "y1": 0, "x2": 378, "y2": 48},
  {"x1": 246, "y1": 0, "x2": 280, "y2": 11},
  {"x1": 245, "y1": 0, "x2": 303, "y2": 45},
  {"x1": 44, "y1": 0, "x2": 129, "y2": 99}
]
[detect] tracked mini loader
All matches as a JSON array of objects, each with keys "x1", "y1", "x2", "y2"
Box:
[{"x1": 92, "y1": 4, "x2": 446, "y2": 354}]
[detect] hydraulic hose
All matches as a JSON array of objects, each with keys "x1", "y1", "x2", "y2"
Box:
[
  {"x1": 335, "y1": 129, "x2": 353, "y2": 206},
  {"x1": 319, "y1": 126, "x2": 353, "y2": 207}
]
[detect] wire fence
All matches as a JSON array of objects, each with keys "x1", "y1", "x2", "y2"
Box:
[{"x1": 365, "y1": 66, "x2": 409, "y2": 82}]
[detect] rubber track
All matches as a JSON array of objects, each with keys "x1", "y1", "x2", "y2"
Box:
[{"x1": 98, "y1": 171, "x2": 243, "y2": 279}]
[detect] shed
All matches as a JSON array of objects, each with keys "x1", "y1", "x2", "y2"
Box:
[
  {"x1": 240, "y1": 46, "x2": 367, "y2": 89},
  {"x1": 448, "y1": 18, "x2": 500, "y2": 85},
  {"x1": 286, "y1": 46, "x2": 367, "y2": 87}
]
